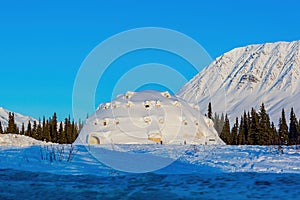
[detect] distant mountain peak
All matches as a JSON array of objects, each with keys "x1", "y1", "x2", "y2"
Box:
[
  {"x1": 177, "y1": 40, "x2": 300, "y2": 123},
  {"x1": 0, "y1": 107, "x2": 36, "y2": 129}
]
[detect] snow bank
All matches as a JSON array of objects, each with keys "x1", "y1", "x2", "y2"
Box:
[
  {"x1": 0, "y1": 144, "x2": 300, "y2": 174},
  {"x1": 0, "y1": 134, "x2": 51, "y2": 147}
]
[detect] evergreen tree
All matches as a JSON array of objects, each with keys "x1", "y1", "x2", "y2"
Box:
[
  {"x1": 207, "y1": 102, "x2": 212, "y2": 119},
  {"x1": 270, "y1": 122, "x2": 278, "y2": 145},
  {"x1": 237, "y1": 116, "x2": 246, "y2": 145},
  {"x1": 289, "y1": 107, "x2": 298, "y2": 145},
  {"x1": 258, "y1": 103, "x2": 271, "y2": 145},
  {"x1": 71, "y1": 120, "x2": 79, "y2": 143},
  {"x1": 51, "y1": 113, "x2": 58, "y2": 143},
  {"x1": 0, "y1": 121, "x2": 3, "y2": 134},
  {"x1": 26, "y1": 121, "x2": 32, "y2": 137},
  {"x1": 20, "y1": 123, "x2": 25, "y2": 135},
  {"x1": 248, "y1": 108, "x2": 260, "y2": 145},
  {"x1": 44, "y1": 120, "x2": 51, "y2": 142},
  {"x1": 213, "y1": 112, "x2": 223, "y2": 135},
  {"x1": 32, "y1": 121, "x2": 37, "y2": 139},
  {"x1": 64, "y1": 117, "x2": 70, "y2": 143},
  {"x1": 41, "y1": 117, "x2": 46, "y2": 141},
  {"x1": 6, "y1": 112, "x2": 18, "y2": 134},
  {"x1": 278, "y1": 109, "x2": 288, "y2": 145},
  {"x1": 58, "y1": 122, "x2": 65, "y2": 144},
  {"x1": 220, "y1": 114, "x2": 231, "y2": 144},
  {"x1": 213, "y1": 113, "x2": 218, "y2": 131},
  {"x1": 36, "y1": 120, "x2": 42, "y2": 140},
  {"x1": 218, "y1": 113, "x2": 225, "y2": 135},
  {"x1": 230, "y1": 117, "x2": 238, "y2": 145},
  {"x1": 243, "y1": 111, "x2": 249, "y2": 144}
]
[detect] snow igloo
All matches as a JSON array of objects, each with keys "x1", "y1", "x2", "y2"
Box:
[{"x1": 75, "y1": 90, "x2": 224, "y2": 145}]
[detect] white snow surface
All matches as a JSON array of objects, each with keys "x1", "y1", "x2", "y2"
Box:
[
  {"x1": 0, "y1": 133, "x2": 51, "y2": 147},
  {"x1": 1, "y1": 133, "x2": 300, "y2": 199},
  {"x1": 177, "y1": 40, "x2": 300, "y2": 123},
  {"x1": 0, "y1": 143, "x2": 300, "y2": 174},
  {"x1": 74, "y1": 90, "x2": 224, "y2": 145},
  {"x1": 0, "y1": 107, "x2": 37, "y2": 129},
  {"x1": 1, "y1": 144, "x2": 300, "y2": 199}
]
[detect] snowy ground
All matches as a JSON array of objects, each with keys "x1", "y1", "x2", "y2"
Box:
[
  {"x1": 0, "y1": 134, "x2": 300, "y2": 199},
  {"x1": 0, "y1": 134, "x2": 52, "y2": 147}
]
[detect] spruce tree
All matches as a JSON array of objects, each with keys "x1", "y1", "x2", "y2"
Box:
[
  {"x1": 270, "y1": 122, "x2": 278, "y2": 145},
  {"x1": 230, "y1": 117, "x2": 238, "y2": 145},
  {"x1": 26, "y1": 121, "x2": 32, "y2": 137},
  {"x1": 213, "y1": 113, "x2": 223, "y2": 135},
  {"x1": 220, "y1": 114, "x2": 231, "y2": 144},
  {"x1": 41, "y1": 117, "x2": 46, "y2": 141},
  {"x1": 6, "y1": 112, "x2": 18, "y2": 134},
  {"x1": 278, "y1": 109, "x2": 288, "y2": 145},
  {"x1": 237, "y1": 116, "x2": 246, "y2": 145},
  {"x1": 36, "y1": 120, "x2": 42, "y2": 140},
  {"x1": 51, "y1": 113, "x2": 58, "y2": 143},
  {"x1": 289, "y1": 107, "x2": 298, "y2": 145},
  {"x1": 71, "y1": 120, "x2": 79, "y2": 143},
  {"x1": 44, "y1": 120, "x2": 51, "y2": 142},
  {"x1": 247, "y1": 111, "x2": 251, "y2": 143},
  {"x1": 64, "y1": 117, "x2": 70, "y2": 143},
  {"x1": 248, "y1": 108, "x2": 260, "y2": 145},
  {"x1": 218, "y1": 113, "x2": 225, "y2": 136},
  {"x1": 243, "y1": 111, "x2": 249, "y2": 144},
  {"x1": 32, "y1": 121, "x2": 37, "y2": 139},
  {"x1": 0, "y1": 121, "x2": 3, "y2": 134},
  {"x1": 207, "y1": 102, "x2": 212, "y2": 119},
  {"x1": 20, "y1": 123, "x2": 25, "y2": 135},
  {"x1": 258, "y1": 103, "x2": 271, "y2": 145},
  {"x1": 58, "y1": 122, "x2": 65, "y2": 144}
]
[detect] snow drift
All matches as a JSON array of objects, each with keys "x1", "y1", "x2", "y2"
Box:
[
  {"x1": 75, "y1": 90, "x2": 224, "y2": 145},
  {"x1": 0, "y1": 133, "x2": 51, "y2": 147}
]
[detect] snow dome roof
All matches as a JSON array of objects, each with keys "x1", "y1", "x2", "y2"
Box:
[{"x1": 74, "y1": 90, "x2": 224, "y2": 145}]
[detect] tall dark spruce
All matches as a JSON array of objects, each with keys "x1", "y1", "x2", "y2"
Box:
[
  {"x1": 289, "y1": 108, "x2": 298, "y2": 145},
  {"x1": 237, "y1": 116, "x2": 246, "y2": 145},
  {"x1": 220, "y1": 114, "x2": 231, "y2": 144},
  {"x1": 0, "y1": 121, "x2": 3, "y2": 134},
  {"x1": 278, "y1": 109, "x2": 288, "y2": 145},
  {"x1": 6, "y1": 112, "x2": 18, "y2": 134},
  {"x1": 248, "y1": 108, "x2": 260, "y2": 145},
  {"x1": 258, "y1": 103, "x2": 271, "y2": 145},
  {"x1": 207, "y1": 102, "x2": 212, "y2": 119},
  {"x1": 230, "y1": 117, "x2": 238, "y2": 145}
]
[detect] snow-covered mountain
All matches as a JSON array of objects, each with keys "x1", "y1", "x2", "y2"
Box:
[
  {"x1": 0, "y1": 107, "x2": 37, "y2": 129},
  {"x1": 177, "y1": 40, "x2": 300, "y2": 123}
]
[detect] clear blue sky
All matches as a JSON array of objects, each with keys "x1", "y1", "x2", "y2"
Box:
[{"x1": 1, "y1": 0, "x2": 300, "y2": 120}]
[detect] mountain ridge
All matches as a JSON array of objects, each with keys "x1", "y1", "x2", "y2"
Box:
[
  {"x1": 0, "y1": 107, "x2": 37, "y2": 130},
  {"x1": 177, "y1": 40, "x2": 300, "y2": 123}
]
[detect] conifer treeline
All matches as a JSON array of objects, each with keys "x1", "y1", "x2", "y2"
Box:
[
  {"x1": 0, "y1": 112, "x2": 83, "y2": 144},
  {"x1": 211, "y1": 103, "x2": 300, "y2": 145}
]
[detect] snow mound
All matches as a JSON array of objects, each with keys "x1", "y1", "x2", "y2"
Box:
[
  {"x1": 177, "y1": 40, "x2": 300, "y2": 123},
  {"x1": 0, "y1": 134, "x2": 50, "y2": 147},
  {"x1": 75, "y1": 90, "x2": 224, "y2": 145}
]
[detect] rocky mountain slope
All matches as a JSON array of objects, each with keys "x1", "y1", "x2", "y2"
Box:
[{"x1": 177, "y1": 40, "x2": 300, "y2": 123}]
